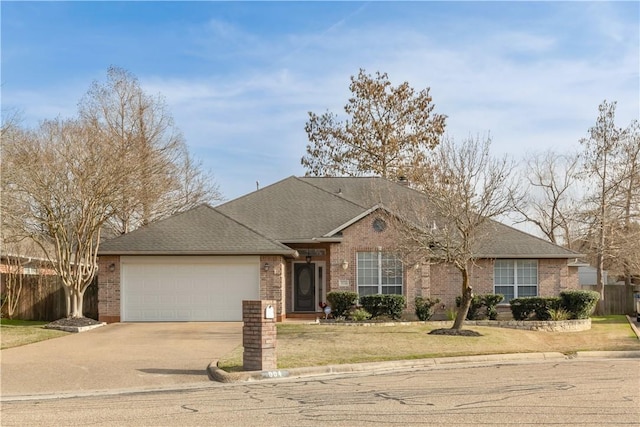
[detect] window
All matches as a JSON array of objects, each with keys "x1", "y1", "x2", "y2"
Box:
[
  {"x1": 22, "y1": 267, "x2": 38, "y2": 275},
  {"x1": 357, "y1": 252, "x2": 403, "y2": 296},
  {"x1": 494, "y1": 259, "x2": 538, "y2": 302}
]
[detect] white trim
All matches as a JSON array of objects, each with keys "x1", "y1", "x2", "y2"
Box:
[
  {"x1": 291, "y1": 261, "x2": 326, "y2": 312},
  {"x1": 322, "y1": 204, "x2": 390, "y2": 237},
  {"x1": 494, "y1": 259, "x2": 539, "y2": 302},
  {"x1": 356, "y1": 251, "x2": 404, "y2": 296}
]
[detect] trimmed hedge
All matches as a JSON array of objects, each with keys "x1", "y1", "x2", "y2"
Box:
[
  {"x1": 414, "y1": 297, "x2": 440, "y2": 321},
  {"x1": 560, "y1": 290, "x2": 600, "y2": 319},
  {"x1": 359, "y1": 294, "x2": 406, "y2": 320},
  {"x1": 510, "y1": 291, "x2": 599, "y2": 320},
  {"x1": 456, "y1": 294, "x2": 505, "y2": 320},
  {"x1": 326, "y1": 291, "x2": 358, "y2": 318},
  {"x1": 510, "y1": 297, "x2": 561, "y2": 320},
  {"x1": 482, "y1": 294, "x2": 505, "y2": 320}
]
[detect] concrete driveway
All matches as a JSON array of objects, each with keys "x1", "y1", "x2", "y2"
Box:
[{"x1": 0, "y1": 322, "x2": 242, "y2": 398}]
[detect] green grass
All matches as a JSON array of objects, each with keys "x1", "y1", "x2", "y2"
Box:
[
  {"x1": 0, "y1": 319, "x2": 69, "y2": 349},
  {"x1": 218, "y1": 315, "x2": 640, "y2": 372}
]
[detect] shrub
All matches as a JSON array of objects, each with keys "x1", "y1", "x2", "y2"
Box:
[
  {"x1": 414, "y1": 297, "x2": 440, "y2": 321},
  {"x1": 482, "y1": 294, "x2": 504, "y2": 320},
  {"x1": 510, "y1": 298, "x2": 533, "y2": 320},
  {"x1": 455, "y1": 295, "x2": 484, "y2": 320},
  {"x1": 548, "y1": 307, "x2": 571, "y2": 321},
  {"x1": 359, "y1": 294, "x2": 406, "y2": 320},
  {"x1": 348, "y1": 307, "x2": 372, "y2": 321},
  {"x1": 510, "y1": 297, "x2": 563, "y2": 320},
  {"x1": 326, "y1": 291, "x2": 358, "y2": 318},
  {"x1": 560, "y1": 290, "x2": 600, "y2": 319},
  {"x1": 531, "y1": 297, "x2": 561, "y2": 320},
  {"x1": 456, "y1": 294, "x2": 504, "y2": 320}
]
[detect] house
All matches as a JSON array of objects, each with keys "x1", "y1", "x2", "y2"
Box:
[{"x1": 97, "y1": 176, "x2": 583, "y2": 323}]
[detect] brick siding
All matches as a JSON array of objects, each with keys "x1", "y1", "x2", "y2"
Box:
[
  {"x1": 259, "y1": 255, "x2": 287, "y2": 321},
  {"x1": 242, "y1": 300, "x2": 277, "y2": 371},
  {"x1": 97, "y1": 255, "x2": 121, "y2": 323}
]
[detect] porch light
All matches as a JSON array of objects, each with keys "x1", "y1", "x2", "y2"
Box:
[
  {"x1": 108, "y1": 263, "x2": 116, "y2": 272},
  {"x1": 263, "y1": 262, "x2": 270, "y2": 271},
  {"x1": 306, "y1": 255, "x2": 312, "y2": 264},
  {"x1": 341, "y1": 259, "x2": 349, "y2": 270}
]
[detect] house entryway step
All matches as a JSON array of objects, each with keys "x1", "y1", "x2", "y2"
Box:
[{"x1": 286, "y1": 313, "x2": 319, "y2": 320}]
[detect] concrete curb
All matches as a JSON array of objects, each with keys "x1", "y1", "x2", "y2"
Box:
[
  {"x1": 44, "y1": 322, "x2": 107, "y2": 333},
  {"x1": 209, "y1": 316, "x2": 640, "y2": 383},
  {"x1": 625, "y1": 315, "x2": 640, "y2": 340},
  {"x1": 208, "y1": 351, "x2": 593, "y2": 383}
]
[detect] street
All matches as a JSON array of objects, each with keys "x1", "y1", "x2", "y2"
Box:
[{"x1": 1, "y1": 358, "x2": 639, "y2": 426}]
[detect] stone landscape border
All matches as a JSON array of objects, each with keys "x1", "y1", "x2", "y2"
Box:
[
  {"x1": 44, "y1": 322, "x2": 107, "y2": 333},
  {"x1": 317, "y1": 318, "x2": 592, "y2": 332}
]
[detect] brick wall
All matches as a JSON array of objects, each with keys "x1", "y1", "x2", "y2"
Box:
[
  {"x1": 242, "y1": 300, "x2": 277, "y2": 371},
  {"x1": 328, "y1": 213, "x2": 426, "y2": 313},
  {"x1": 430, "y1": 258, "x2": 580, "y2": 314},
  {"x1": 540, "y1": 259, "x2": 580, "y2": 295},
  {"x1": 97, "y1": 255, "x2": 121, "y2": 323},
  {"x1": 429, "y1": 260, "x2": 494, "y2": 313},
  {"x1": 259, "y1": 255, "x2": 286, "y2": 321}
]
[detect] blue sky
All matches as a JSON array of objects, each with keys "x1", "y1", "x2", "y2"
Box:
[{"x1": 2, "y1": 1, "x2": 639, "y2": 201}]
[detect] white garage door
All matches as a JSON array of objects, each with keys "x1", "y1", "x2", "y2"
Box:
[{"x1": 121, "y1": 256, "x2": 260, "y2": 322}]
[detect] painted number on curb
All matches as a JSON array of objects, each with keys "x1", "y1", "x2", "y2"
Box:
[{"x1": 262, "y1": 370, "x2": 290, "y2": 378}]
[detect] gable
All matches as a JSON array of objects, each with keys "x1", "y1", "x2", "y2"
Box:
[
  {"x1": 100, "y1": 176, "x2": 583, "y2": 260},
  {"x1": 474, "y1": 221, "x2": 582, "y2": 259},
  {"x1": 216, "y1": 176, "x2": 368, "y2": 241}
]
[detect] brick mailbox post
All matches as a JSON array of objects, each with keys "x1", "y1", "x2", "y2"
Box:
[{"x1": 242, "y1": 300, "x2": 277, "y2": 371}]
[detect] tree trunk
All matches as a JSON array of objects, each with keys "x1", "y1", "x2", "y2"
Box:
[
  {"x1": 70, "y1": 288, "x2": 85, "y2": 318},
  {"x1": 595, "y1": 197, "x2": 606, "y2": 315},
  {"x1": 63, "y1": 285, "x2": 71, "y2": 318},
  {"x1": 452, "y1": 267, "x2": 472, "y2": 330}
]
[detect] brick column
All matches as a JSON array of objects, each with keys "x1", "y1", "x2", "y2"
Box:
[{"x1": 242, "y1": 300, "x2": 277, "y2": 371}]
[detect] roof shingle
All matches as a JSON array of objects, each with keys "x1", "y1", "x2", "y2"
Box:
[{"x1": 98, "y1": 205, "x2": 295, "y2": 255}]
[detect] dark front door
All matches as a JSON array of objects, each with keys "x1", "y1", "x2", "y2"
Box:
[{"x1": 294, "y1": 263, "x2": 315, "y2": 311}]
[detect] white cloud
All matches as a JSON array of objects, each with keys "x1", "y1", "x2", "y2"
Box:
[{"x1": 3, "y1": 2, "x2": 637, "y2": 199}]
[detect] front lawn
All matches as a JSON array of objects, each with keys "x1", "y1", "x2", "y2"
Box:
[
  {"x1": 0, "y1": 319, "x2": 69, "y2": 349},
  {"x1": 218, "y1": 316, "x2": 640, "y2": 371}
]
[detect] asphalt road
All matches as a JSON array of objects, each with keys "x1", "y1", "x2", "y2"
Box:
[{"x1": 2, "y1": 358, "x2": 638, "y2": 426}]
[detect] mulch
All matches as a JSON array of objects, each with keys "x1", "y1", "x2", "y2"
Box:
[
  {"x1": 46, "y1": 317, "x2": 102, "y2": 328},
  {"x1": 429, "y1": 328, "x2": 483, "y2": 337}
]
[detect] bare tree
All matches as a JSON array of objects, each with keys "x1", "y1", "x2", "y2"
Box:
[
  {"x1": 607, "y1": 120, "x2": 640, "y2": 290},
  {"x1": 1, "y1": 67, "x2": 222, "y2": 319},
  {"x1": 160, "y1": 149, "x2": 222, "y2": 215},
  {"x1": 79, "y1": 66, "x2": 221, "y2": 235},
  {"x1": 515, "y1": 150, "x2": 581, "y2": 248},
  {"x1": 579, "y1": 101, "x2": 631, "y2": 312},
  {"x1": 0, "y1": 247, "x2": 24, "y2": 319},
  {"x1": 2, "y1": 118, "x2": 127, "y2": 317},
  {"x1": 394, "y1": 136, "x2": 519, "y2": 330},
  {"x1": 302, "y1": 69, "x2": 446, "y2": 181}
]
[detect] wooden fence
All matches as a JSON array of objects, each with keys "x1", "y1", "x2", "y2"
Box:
[
  {"x1": 0, "y1": 274, "x2": 98, "y2": 321},
  {"x1": 582, "y1": 285, "x2": 636, "y2": 315}
]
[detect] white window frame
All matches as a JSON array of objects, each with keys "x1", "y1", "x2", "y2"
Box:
[
  {"x1": 494, "y1": 259, "x2": 538, "y2": 303},
  {"x1": 356, "y1": 252, "x2": 403, "y2": 296}
]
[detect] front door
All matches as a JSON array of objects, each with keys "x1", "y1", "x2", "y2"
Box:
[{"x1": 294, "y1": 262, "x2": 315, "y2": 311}]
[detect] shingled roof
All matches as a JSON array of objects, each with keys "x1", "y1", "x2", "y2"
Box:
[
  {"x1": 216, "y1": 177, "x2": 368, "y2": 241},
  {"x1": 100, "y1": 176, "x2": 581, "y2": 259},
  {"x1": 98, "y1": 204, "x2": 296, "y2": 256}
]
